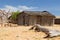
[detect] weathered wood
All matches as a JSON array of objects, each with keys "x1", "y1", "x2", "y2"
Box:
[{"x1": 29, "y1": 24, "x2": 60, "y2": 38}]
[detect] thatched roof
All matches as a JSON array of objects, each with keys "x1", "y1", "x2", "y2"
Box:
[{"x1": 21, "y1": 11, "x2": 55, "y2": 17}]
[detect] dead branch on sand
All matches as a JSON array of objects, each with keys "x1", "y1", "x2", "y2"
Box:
[{"x1": 29, "y1": 24, "x2": 60, "y2": 38}]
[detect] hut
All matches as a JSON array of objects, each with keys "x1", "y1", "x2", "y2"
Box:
[
  {"x1": 17, "y1": 11, "x2": 55, "y2": 26},
  {"x1": 55, "y1": 16, "x2": 60, "y2": 24}
]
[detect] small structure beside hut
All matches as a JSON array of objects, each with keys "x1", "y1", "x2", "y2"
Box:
[
  {"x1": 16, "y1": 11, "x2": 55, "y2": 26},
  {"x1": 55, "y1": 16, "x2": 60, "y2": 24}
]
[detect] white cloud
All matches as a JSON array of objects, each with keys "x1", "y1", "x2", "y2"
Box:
[
  {"x1": 0, "y1": 5, "x2": 60, "y2": 12},
  {"x1": 0, "y1": 5, "x2": 38, "y2": 12}
]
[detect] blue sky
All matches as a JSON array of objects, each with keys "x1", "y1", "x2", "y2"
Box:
[{"x1": 0, "y1": 0, "x2": 60, "y2": 16}]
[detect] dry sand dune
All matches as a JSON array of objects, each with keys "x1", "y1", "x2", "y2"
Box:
[{"x1": 0, "y1": 25, "x2": 60, "y2": 40}]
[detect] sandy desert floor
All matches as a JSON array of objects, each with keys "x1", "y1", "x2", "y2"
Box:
[{"x1": 0, "y1": 24, "x2": 60, "y2": 40}]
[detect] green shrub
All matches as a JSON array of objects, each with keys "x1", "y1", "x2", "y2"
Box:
[{"x1": 11, "y1": 11, "x2": 20, "y2": 20}]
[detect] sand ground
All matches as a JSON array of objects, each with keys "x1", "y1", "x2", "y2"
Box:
[{"x1": 0, "y1": 24, "x2": 60, "y2": 40}]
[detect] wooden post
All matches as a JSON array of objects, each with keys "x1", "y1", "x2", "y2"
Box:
[{"x1": 53, "y1": 18, "x2": 55, "y2": 26}]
